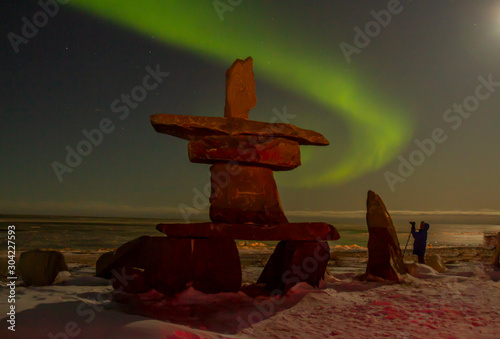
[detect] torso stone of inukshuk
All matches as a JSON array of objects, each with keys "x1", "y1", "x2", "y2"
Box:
[
  {"x1": 150, "y1": 57, "x2": 329, "y2": 225},
  {"x1": 365, "y1": 190, "x2": 407, "y2": 281}
]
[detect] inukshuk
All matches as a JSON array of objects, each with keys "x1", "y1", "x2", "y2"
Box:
[{"x1": 151, "y1": 57, "x2": 339, "y2": 294}]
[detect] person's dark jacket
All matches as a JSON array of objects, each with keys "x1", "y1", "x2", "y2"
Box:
[{"x1": 412, "y1": 223, "x2": 430, "y2": 256}]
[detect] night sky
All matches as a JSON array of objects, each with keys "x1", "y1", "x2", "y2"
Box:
[{"x1": 2, "y1": 0, "x2": 500, "y2": 218}]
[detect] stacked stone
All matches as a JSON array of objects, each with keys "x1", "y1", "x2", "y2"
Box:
[
  {"x1": 151, "y1": 57, "x2": 328, "y2": 225},
  {"x1": 103, "y1": 57, "x2": 339, "y2": 296}
]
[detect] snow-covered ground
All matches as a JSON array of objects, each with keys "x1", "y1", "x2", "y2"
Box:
[
  {"x1": 1, "y1": 257, "x2": 499, "y2": 339},
  {"x1": 240, "y1": 266, "x2": 500, "y2": 338}
]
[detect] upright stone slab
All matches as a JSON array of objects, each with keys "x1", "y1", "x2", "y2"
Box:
[
  {"x1": 224, "y1": 57, "x2": 256, "y2": 119},
  {"x1": 365, "y1": 190, "x2": 406, "y2": 281},
  {"x1": 209, "y1": 163, "x2": 288, "y2": 225}
]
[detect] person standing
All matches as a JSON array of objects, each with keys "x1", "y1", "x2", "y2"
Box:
[{"x1": 411, "y1": 221, "x2": 430, "y2": 264}]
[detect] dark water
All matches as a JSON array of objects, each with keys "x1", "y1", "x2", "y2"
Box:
[
  {"x1": 0, "y1": 214, "x2": 499, "y2": 251},
  {"x1": 0, "y1": 215, "x2": 165, "y2": 251}
]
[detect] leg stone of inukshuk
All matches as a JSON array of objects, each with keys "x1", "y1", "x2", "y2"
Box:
[
  {"x1": 192, "y1": 238, "x2": 242, "y2": 293},
  {"x1": 147, "y1": 237, "x2": 241, "y2": 295},
  {"x1": 145, "y1": 237, "x2": 194, "y2": 296},
  {"x1": 257, "y1": 241, "x2": 330, "y2": 294},
  {"x1": 101, "y1": 236, "x2": 242, "y2": 295}
]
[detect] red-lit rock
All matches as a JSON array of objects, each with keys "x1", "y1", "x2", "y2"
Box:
[
  {"x1": 142, "y1": 57, "x2": 336, "y2": 296},
  {"x1": 188, "y1": 136, "x2": 301, "y2": 171},
  {"x1": 364, "y1": 190, "x2": 406, "y2": 281},
  {"x1": 96, "y1": 235, "x2": 152, "y2": 279},
  {"x1": 99, "y1": 236, "x2": 242, "y2": 295},
  {"x1": 146, "y1": 238, "x2": 193, "y2": 296},
  {"x1": 150, "y1": 114, "x2": 330, "y2": 146},
  {"x1": 224, "y1": 57, "x2": 256, "y2": 119},
  {"x1": 96, "y1": 236, "x2": 192, "y2": 295},
  {"x1": 209, "y1": 164, "x2": 288, "y2": 224},
  {"x1": 95, "y1": 251, "x2": 114, "y2": 279},
  {"x1": 257, "y1": 241, "x2": 330, "y2": 293},
  {"x1": 156, "y1": 222, "x2": 340, "y2": 241},
  {"x1": 192, "y1": 238, "x2": 241, "y2": 293}
]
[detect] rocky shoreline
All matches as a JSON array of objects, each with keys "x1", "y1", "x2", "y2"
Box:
[{"x1": 1, "y1": 245, "x2": 497, "y2": 286}]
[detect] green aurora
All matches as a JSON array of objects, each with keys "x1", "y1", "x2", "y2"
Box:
[{"x1": 70, "y1": 0, "x2": 413, "y2": 187}]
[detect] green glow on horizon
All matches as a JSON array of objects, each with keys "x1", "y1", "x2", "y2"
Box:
[{"x1": 70, "y1": 0, "x2": 413, "y2": 187}]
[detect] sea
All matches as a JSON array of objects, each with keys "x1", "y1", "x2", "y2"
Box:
[{"x1": 0, "y1": 214, "x2": 499, "y2": 252}]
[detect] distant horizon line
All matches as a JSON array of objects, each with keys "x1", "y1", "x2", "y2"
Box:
[{"x1": 1, "y1": 209, "x2": 500, "y2": 221}]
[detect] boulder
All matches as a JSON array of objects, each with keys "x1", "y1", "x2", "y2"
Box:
[
  {"x1": 488, "y1": 270, "x2": 500, "y2": 281},
  {"x1": 494, "y1": 232, "x2": 500, "y2": 268},
  {"x1": 96, "y1": 236, "x2": 192, "y2": 295},
  {"x1": 426, "y1": 254, "x2": 446, "y2": 273},
  {"x1": 19, "y1": 249, "x2": 68, "y2": 286},
  {"x1": 150, "y1": 114, "x2": 330, "y2": 146},
  {"x1": 224, "y1": 57, "x2": 256, "y2": 119},
  {"x1": 188, "y1": 136, "x2": 301, "y2": 171},
  {"x1": 365, "y1": 190, "x2": 406, "y2": 281},
  {"x1": 95, "y1": 251, "x2": 115, "y2": 279},
  {"x1": 483, "y1": 233, "x2": 498, "y2": 248},
  {"x1": 209, "y1": 164, "x2": 288, "y2": 225},
  {"x1": 95, "y1": 235, "x2": 153, "y2": 279},
  {"x1": 404, "y1": 262, "x2": 439, "y2": 278},
  {"x1": 257, "y1": 241, "x2": 330, "y2": 294}
]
